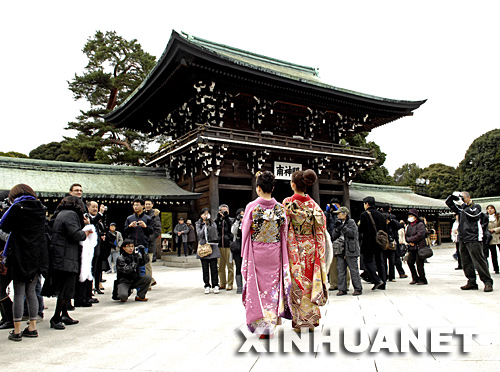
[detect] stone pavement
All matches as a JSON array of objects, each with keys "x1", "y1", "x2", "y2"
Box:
[{"x1": 1, "y1": 244, "x2": 500, "y2": 371}]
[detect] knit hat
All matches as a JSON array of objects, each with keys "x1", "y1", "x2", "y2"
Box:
[{"x1": 407, "y1": 208, "x2": 419, "y2": 218}]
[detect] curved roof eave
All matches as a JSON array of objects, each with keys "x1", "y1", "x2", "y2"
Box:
[{"x1": 105, "y1": 30, "x2": 426, "y2": 125}]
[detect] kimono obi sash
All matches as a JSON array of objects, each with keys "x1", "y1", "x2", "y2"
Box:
[{"x1": 251, "y1": 204, "x2": 286, "y2": 243}]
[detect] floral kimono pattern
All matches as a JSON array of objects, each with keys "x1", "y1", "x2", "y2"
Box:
[
  {"x1": 283, "y1": 194, "x2": 328, "y2": 329},
  {"x1": 241, "y1": 197, "x2": 292, "y2": 335}
]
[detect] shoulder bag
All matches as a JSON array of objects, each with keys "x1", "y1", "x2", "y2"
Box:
[
  {"x1": 197, "y1": 243, "x2": 212, "y2": 258},
  {"x1": 366, "y1": 211, "x2": 389, "y2": 250},
  {"x1": 418, "y1": 245, "x2": 433, "y2": 260}
]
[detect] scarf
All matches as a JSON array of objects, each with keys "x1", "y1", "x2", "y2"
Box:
[{"x1": 0, "y1": 195, "x2": 37, "y2": 258}]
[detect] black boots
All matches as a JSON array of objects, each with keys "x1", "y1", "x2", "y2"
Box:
[
  {"x1": 0, "y1": 297, "x2": 14, "y2": 330},
  {"x1": 236, "y1": 275, "x2": 243, "y2": 294}
]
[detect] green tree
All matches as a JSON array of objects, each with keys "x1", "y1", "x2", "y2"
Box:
[
  {"x1": 29, "y1": 141, "x2": 79, "y2": 162},
  {"x1": 66, "y1": 31, "x2": 156, "y2": 164},
  {"x1": 349, "y1": 133, "x2": 393, "y2": 185},
  {"x1": 0, "y1": 151, "x2": 28, "y2": 158},
  {"x1": 393, "y1": 163, "x2": 423, "y2": 186},
  {"x1": 458, "y1": 129, "x2": 500, "y2": 197},
  {"x1": 420, "y1": 163, "x2": 459, "y2": 199}
]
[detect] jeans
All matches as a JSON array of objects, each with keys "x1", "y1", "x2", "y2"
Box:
[
  {"x1": 139, "y1": 246, "x2": 148, "y2": 276},
  {"x1": 201, "y1": 258, "x2": 219, "y2": 288},
  {"x1": 460, "y1": 241, "x2": 493, "y2": 286}
]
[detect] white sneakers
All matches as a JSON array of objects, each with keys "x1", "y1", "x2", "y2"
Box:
[{"x1": 204, "y1": 286, "x2": 220, "y2": 294}]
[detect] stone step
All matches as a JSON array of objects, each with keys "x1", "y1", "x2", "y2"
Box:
[{"x1": 161, "y1": 254, "x2": 201, "y2": 268}]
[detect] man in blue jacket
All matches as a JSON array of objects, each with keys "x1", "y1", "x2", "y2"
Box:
[{"x1": 446, "y1": 192, "x2": 493, "y2": 292}]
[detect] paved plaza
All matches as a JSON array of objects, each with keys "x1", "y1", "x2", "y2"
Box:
[{"x1": 1, "y1": 244, "x2": 500, "y2": 371}]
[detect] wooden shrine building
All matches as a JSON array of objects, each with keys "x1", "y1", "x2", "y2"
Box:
[{"x1": 105, "y1": 31, "x2": 426, "y2": 216}]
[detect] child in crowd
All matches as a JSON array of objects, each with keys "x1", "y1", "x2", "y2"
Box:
[{"x1": 114, "y1": 239, "x2": 151, "y2": 302}]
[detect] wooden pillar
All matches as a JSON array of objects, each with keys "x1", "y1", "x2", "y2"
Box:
[
  {"x1": 436, "y1": 212, "x2": 442, "y2": 246},
  {"x1": 209, "y1": 172, "x2": 219, "y2": 217},
  {"x1": 343, "y1": 182, "x2": 351, "y2": 211},
  {"x1": 312, "y1": 182, "x2": 320, "y2": 204},
  {"x1": 251, "y1": 176, "x2": 257, "y2": 200}
]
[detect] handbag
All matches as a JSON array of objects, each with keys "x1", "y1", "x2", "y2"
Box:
[
  {"x1": 418, "y1": 245, "x2": 433, "y2": 260},
  {"x1": 230, "y1": 240, "x2": 241, "y2": 254},
  {"x1": 197, "y1": 243, "x2": 213, "y2": 258},
  {"x1": 366, "y1": 211, "x2": 389, "y2": 250}
]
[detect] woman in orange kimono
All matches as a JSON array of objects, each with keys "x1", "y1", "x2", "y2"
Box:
[{"x1": 283, "y1": 169, "x2": 328, "y2": 331}]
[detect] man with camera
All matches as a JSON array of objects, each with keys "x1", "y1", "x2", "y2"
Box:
[
  {"x1": 115, "y1": 239, "x2": 151, "y2": 302},
  {"x1": 214, "y1": 204, "x2": 234, "y2": 290},
  {"x1": 446, "y1": 191, "x2": 493, "y2": 292},
  {"x1": 124, "y1": 199, "x2": 154, "y2": 277},
  {"x1": 325, "y1": 198, "x2": 350, "y2": 291}
]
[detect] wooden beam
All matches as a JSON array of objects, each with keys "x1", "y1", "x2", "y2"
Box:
[
  {"x1": 218, "y1": 184, "x2": 253, "y2": 191},
  {"x1": 318, "y1": 179, "x2": 344, "y2": 185},
  {"x1": 319, "y1": 190, "x2": 344, "y2": 195},
  {"x1": 194, "y1": 185, "x2": 209, "y2": 193}
]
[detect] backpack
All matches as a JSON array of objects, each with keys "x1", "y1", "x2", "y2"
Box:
[{"x1": 366, "y1": 211, "x2": 389, "y2": 250}]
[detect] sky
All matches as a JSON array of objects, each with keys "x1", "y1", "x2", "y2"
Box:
[{"x1": 1, "y1": 1, "x2": 499, "y2": 174}]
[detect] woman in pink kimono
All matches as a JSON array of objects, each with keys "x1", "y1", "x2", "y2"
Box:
[
  {"x1": 283, "y1": 169, "x2": 328, "y2": 331},
  {"x1": 241, "y1": 171, "x2": 292, "y2": 338}
]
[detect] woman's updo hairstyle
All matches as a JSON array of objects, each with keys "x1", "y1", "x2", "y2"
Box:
[
  {"x1": 291, "y1": 169, "x2": 317, "y2": 192},
  {"x1": 256, "y1": 171, "x2": 275, "y2": 194}
]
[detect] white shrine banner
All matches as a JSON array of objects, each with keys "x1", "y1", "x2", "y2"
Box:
[{"x1": 274, "y1": 162, "x2": 302, "y2": 180}]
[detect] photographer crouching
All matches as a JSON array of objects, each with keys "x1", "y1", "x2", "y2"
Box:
[
  {"x1": 114, "y1": 240, "x2": 151, "y2": 302},
  {"x1": 445, "y1": 191, "x2": 493, "y2": 292}
]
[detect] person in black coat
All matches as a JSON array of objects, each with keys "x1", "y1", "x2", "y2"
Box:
[
  {"x1": 43, "y1": 196, "x2": 92, "y2": 330},
  {"x1": 115, "y1": 239, "x2": 151, "y2": 302},
  {"x1": 214, "y1": 204, "x2": 234, "y2": 290},
  {"x1": 0, "y1": 184, "x2": 48, "y2": 341},
  {"x1": 0, "y1": 190, "x2": 14, "y2": 330},
  {"x1": 358, "y1": 196, "x2": 387, "y2": 290}
]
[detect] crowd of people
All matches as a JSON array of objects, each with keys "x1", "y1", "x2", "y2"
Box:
[
  {"x1": 1, "y1": 172, "x2": 498, "y2": 342},
  {"x1": 0, "y1": 183, "x2": 161, "y2": 341}
]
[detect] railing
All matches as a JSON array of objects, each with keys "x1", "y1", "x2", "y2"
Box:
[{"x1": 150, "y1": 124, "x2": 374, "y2": 161}]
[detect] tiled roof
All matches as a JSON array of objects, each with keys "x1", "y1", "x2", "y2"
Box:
[
  {"x1": 0, "y1": 157, "x2": 199, "y2": 200},
  {"x1": 350, "y1": 183, "x2": 448, "y2": 211},
  {"x1": 473, "y1": 196, "x2": 500, "y2": 212},
  {"x1": 181, "y1": 32, "x2": 424, "y2": 106}
]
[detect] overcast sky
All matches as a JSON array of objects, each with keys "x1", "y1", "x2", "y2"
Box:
[{"x1": 1, "y1": 1, "x2": 498, "y2": 174}]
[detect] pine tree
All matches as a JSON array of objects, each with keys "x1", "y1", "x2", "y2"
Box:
[{"x1": 65, "y1": 31, "x2": 156, "y2": 164}]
